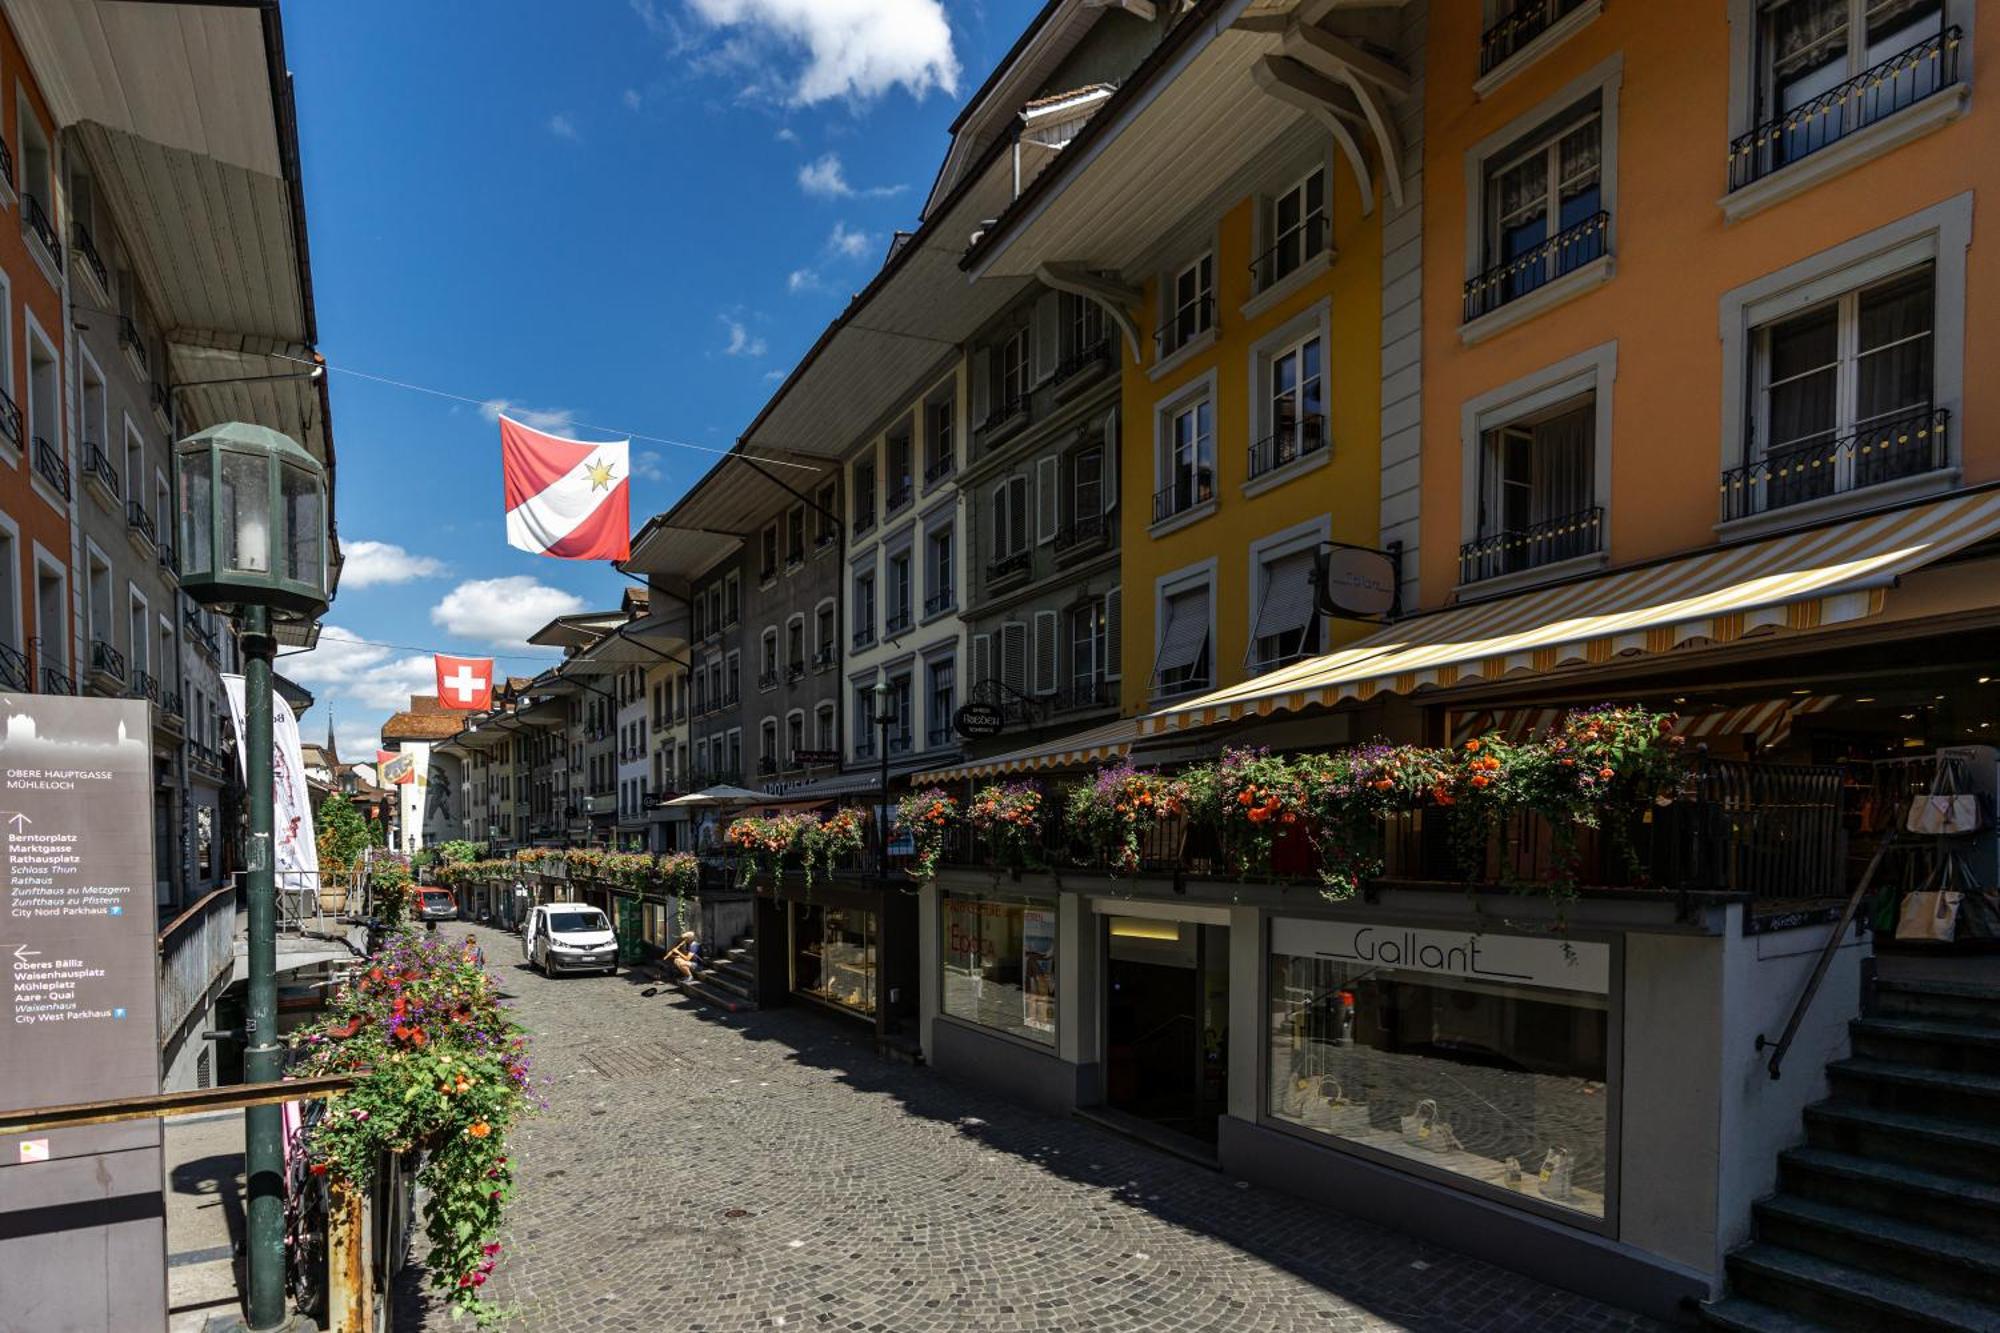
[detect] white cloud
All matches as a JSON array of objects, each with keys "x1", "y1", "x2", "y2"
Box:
[
  {"x1": 479, "y1": 399, "x2": 577, "y2": 434},
  {"x1": 430, "y1": 577, "x2": 588, "y2": 649},
  {"x1": 762, "y1": 368, "x2": 788, "y2": 382},
  {"x1": 282, "y1": 626, "x2": 392, "y2": 687},
  {"x1": 775, "y1": 126, "x2": 799, "y2": 143},
  {"x1": 827, "y1": 221, "x2": 871, "y2": 259},
  {"x1": 682, "y1": 0, "x2": 959, "y2": 104},
  {"x1": 786, "y1": 267, "x2": 823, "y2": 294},
  {"x1": 548, "y1": 112, "x2": 580, "y2": 141},
  {"x1": 340, "y1": 540, "x2": 446, "y2": 589},
  {"x1": 720, "y1": 315, "x2": 767, "y2": 357},
  {"x1": 796, "y1": 151, "x2": 904, "y2": 200},
  {"x1": 622, "y1": 88, "x2": 643, "y2": 111},
  {"x1": 634, "y1": 450, "x2": 666, "y2": 481},
  {"x1": 342, "y1": 655, "x2": 444, "y2": 713}
]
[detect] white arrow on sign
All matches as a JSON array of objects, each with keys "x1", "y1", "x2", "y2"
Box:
[
  {"x1": 12, "y1": 943, "x2": 40, "y2": 962},
  {"x1": 3, "y1": 812, "x2": 29, "y2": 831}
]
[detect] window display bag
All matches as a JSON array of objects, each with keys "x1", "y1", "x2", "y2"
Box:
[
  {"x1": 1305, "y1": 1077, "x2": 1371, "y2": 1135},
  {"x1": 1897, "y1": 850, "x2": 1973, "y2": 943},
  {"x1": 1906, "y1": 756, "x2": 1981, "y2": 836},
  {"x1": 1400, "y1": 1098, "x2": 1461, "y2": 1153},
  {"x1": 1539, "y1": 1147, "x2": 1575, "y2": 1203}
]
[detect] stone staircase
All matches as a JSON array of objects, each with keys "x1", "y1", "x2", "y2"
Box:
[
  {"x1": 674, "y1": 935, "x2": 758, "y2": 1014},
  {"x1": 1703, "y1": 956, "x2": 2000, "y2": 1331}
]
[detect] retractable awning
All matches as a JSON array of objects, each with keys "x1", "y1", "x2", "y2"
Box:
[
  {"x1": 1143, "y1": 490, "x2": 2000, "y2": 737},
  {"x1": 912, "y1": 716, "x2": 1140, "y2": 785}
]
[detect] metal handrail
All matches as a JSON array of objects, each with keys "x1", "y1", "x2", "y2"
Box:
[
  {"x1": 1151, "y1": 469, "x2": 1215, "y2": 524},
  {"x1": 127, "y1": 498, "x2": 157, "y2": 545},
  {"x1": 1154, "y1": 295, "x2": 1214, "y2": 358},
  {"x1": 1463, "y1": 210, "x2": 1609, "y2": 322},
  {"x1": 1249, "y1": 213, "x2": 1330, "y2": 292},
  {"x1": 33, "y1": 436, "x2": 68, "y2": 499},
  {"x1": 1247, "y1": 415, "x2": 1327, "y2": 480},
  {"x1": 81, "y1": 439, "x2": 119, "y2": 494},
  {"x1": 1479, "y1": 0, "x2": 1591, "y2": 75},
  {"x1": 1721, "y1": 407, "x2": 1948, "y2": 522},
  {"x1": 1458, "y1": 504, "x2": 1603, "y2": 585},
  {"x1": 72, "y1": 222, "x2": 108, "y2": 290},
  {"x1": 985, "y1": 548, "x2": 1031, "y2": 583},
  {"x1": 21, "y1": 193, "x2": 60, "y2": 261},
  {"x1": 0, "y1": 641, "x2": 27, "y2": 691},
  {"x1": 1758, "y1": 832, "x2": 1896, "y2": 1080},
  {"x1": 1053, "y1": 336, "x2": 1110, "y2": 385}
]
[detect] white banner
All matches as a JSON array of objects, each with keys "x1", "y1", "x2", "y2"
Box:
[
  {"x1": 223, "y1": 674, "x2": 321, "y2": 890},
  {"x1": 1270, "y1": 917, "x2": 1609, "y2": 994}
]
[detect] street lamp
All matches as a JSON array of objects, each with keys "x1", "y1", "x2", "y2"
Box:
[
  {"x1": 175, "y1": 423, "x2": 329, "y2": 1333},
  {"x1": 871, "y1": 679, "x2": 892, "y2": 877}
]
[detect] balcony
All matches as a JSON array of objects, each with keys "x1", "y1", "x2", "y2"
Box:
[
  {"x1": 1151, "y1": 469, "x2": 1215, "y2": 526},
  {"x1": 87, "y1": 639, "x2": 126, "y2": 692},
  {"x1": 1458, "y1": 503, "x2": 1604, "y2": 587},
  {"x1": 757, "y1": 757, "x2": 778, "y2": 777},
  {"x1": 1053, "y1": 677, "x2": 1113, "y2": 713},
  {"x1": 1053, "y1": 511, "x2": 1111, "y2": 561},
  {"x1": 926, "y1": 724, "x2": 954, "y2": 749},
  {"x1": 1247, "y1": 414, "x2": 1327, "y2": 483},
  {"x1": 126, "y1": 499, "x2": 157, "y2": 552},
  {"x1": 21, "y1": 193, "x2": 60, "y2": 267},
  {"x1": 887, "y1": 733, "x2": 913, "y2": 755},
  {"x1": 0, "y1": 642, "x2": 28, "y2": 692},
  {"x1": 41, "y1": 664, "x2": 75, "y2": 696},
  {"x1": 884, "y1": 607, "x2": 911, "y2": 636},
  {"x1": 786, "y1": 661, "x2": 806, "y2": 683},
  {"x1": 852, "y1": 504, "x2": 876, "y2": 537},
  {"x1": 759, "y1": 562, "x2": 777, "y2": 584},
  {"x1": 1720, "y1": 407, "x2": 1949, "y2": 525},
  {"x1": 978, "y1": 394, "x2": 1027, "y2": 435},
  {"x1": 71, "y1": 222, "x2": 109, "y2": 297},
  {"x1": 0, "y1": 138, "x2": 12, "y2": 206},
  {"x1": 985, "y1": 548, "x2": 1031, "y2": 587},
  {"x1": 0, "y1": 385, "x2": 19, "y2": 449},
  {"x1": 923, "y1": 588, "x2": 955, "y2": 617},
  {"x1": 1249, "y1": 215, "x2": 1330, "y2": 294},
  {"x1": 852, "y1": 625, "x2": 876, "y2": 651},
  {"x1": 815, "y1": 527, "x2": 839, "y2": 553},
  {"x1": 1154, "y1": 296, "x2": 1214, "y2": 361},
  {"x1": 80, "y1": 440, "x2": 120, "y2": 508},
  {"x1": 1462, "y1": 210, "x2": 1609, "y2": 325},
  {"x1": 1728, "y1": 28, "x2": 1962, "y2": 193},
  {"x1": 1053, "y1": 337, "x2": 1111, "y2": 389},
  {"x1": 1479, "y1": 0, "x2": 1594, "y2": 77},
  {"x1": 854, "y1": 736, "x2": 876, "y2": 760},
  {"x1": 118, "y1": 316, "x2": 151, "y2": 378},
  {"x1": 813, "y1": 646, "x2": 837, "y2": 673},
  {"x1": 923, "y1": 453, "x2": 955, "y2": 485},
  {"x1": 34, "y1": 437, "x2": 69, "y2": 500},
  {"x1": 159, "y1": 538, "x2": 178, "y2": 582},
  {"x1": 129, "y1": 668, "x2": 159, "y2": 703},
  {"x1": 886, "y1": 479, "x2": 912, "y2": 513},
  {"x1": 785, "y1": 546, "x2": 805, "y2": 571},
  {"x1": 184, "y1": 610, "x2": 219, "y2": 658},
  {"x1": 757, "y1": 668, "x2": 780, "y2": 692}
]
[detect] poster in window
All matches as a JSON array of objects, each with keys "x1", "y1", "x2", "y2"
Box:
[{"x1": 1021, "y1": 907, "x2": 1056, "y2": 1033}]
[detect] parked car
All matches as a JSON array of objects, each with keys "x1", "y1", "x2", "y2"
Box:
[
  {"x1": 417, "y1": 888, "x2": 459, "y2": 922},
  {"x1": 521, "y1": 902, "x2": 618, "y2": 977}
]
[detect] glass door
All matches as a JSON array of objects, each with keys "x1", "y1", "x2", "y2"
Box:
[{"x1": 1103, "y1": 917, "x2": 1229, "y2": 1143}]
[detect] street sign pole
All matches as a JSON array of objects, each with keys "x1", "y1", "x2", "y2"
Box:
[{"x1": 241, "y1": 603, "x2": 286, "y2": 1331}]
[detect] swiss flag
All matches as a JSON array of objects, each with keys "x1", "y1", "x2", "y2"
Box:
[
  {"x1": 434, "y1": 654, "x2": 494, "y2": 711},
  {"x1": 499, "y1": 416, "x2": 631, "y2": 561}
]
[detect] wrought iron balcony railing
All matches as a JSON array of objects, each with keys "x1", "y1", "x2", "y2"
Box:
[
  {"x1": 852, "y1": 625, "x2": 876, "y2": 651},
  {"x1": 151, "y1": 381, "x2": 172, "y2": 421},
  {"x1": 979, "y1": 394, "x2": 1027, "y2": 434},
  {"x1": 118, "y1": 316, "x2": 150, "y2": 375},
  {"x1": 923, "y1": 453, "x2": 955, "y2": 484},
  {"x1": 0, "y1": 385, "x2": 19, "y2": 449},
  {"x1": 1246, "y1": 414, "x2": 1327, "y2": 481},
  {"x1": 21, "y1": 194, "x2": 60, "y2": 263},
  {"x1": 1053, "y1": 511, "x2": 1110, "y2": 558},
  {"x1": 884, "y1": 608, "x2": 912, "y2": 636},
  {"x1": 81, "y1": 440, "x2": 119, "y2": 496},
  {"x1": 1458, "y1": 503, "x2": 1604, "y2": 586},
  {"x1": 1249, "y1": 213, "x2": 1330, "y2": 292},
  {"x1": 886, "y1": 479, "x2": 912, "y2": 512},
  {"x1": 1720, "y1": 407, "x2": 1949, "y2": 523},
  {"x1": 89, "y1": 639, "x2": 126, "y2": 682},
  {"x1": 1053, "y1": 337, "x2": 1110, "y2": 386},
  {"x1": 1054, "y1": 678, "x2": 1113, "y2": 713},
  {"x1": 786, "y1": 661, "x2": 806, "y2": 682},
  {"x1": 1728, "y1": 28, "x2": 1961, "y2": 193},
  {"x1": 1154, "y1": 296, "x2": 1214, "y2": 359},
  {"x1": 72, "y1": 222, "x2": 108, "y2": 291},
  {"x1": 887, "y1": 733, "x2": 913, "y2": 755},
  {"x1": 923, "y1": 588, "x2": 955, "y2": 617},
  {"x1": 852, "y1": 504, "x2": 876, "y2": 536},
  {"x1": 985, "y1": 548, "x2": 1030, "y2": 585},
  {"x1": 127, "y1": 499, "x2": 157, "y2": 547},
  {"x1": 813, "y1": 647, "x2": 837, "y2": 672},
  {"x1": 42, "y1": 665, "x2": 76, "y2": 697},
  {"x1": 1479, "y1": 0, "x2": 1593, "y2": 76},
  {"x1": 1462, "y1": 210, "x2": 1609, "y2": 323},
  {"x1": 34, "y1": 437, "x2": 68, "y2": 500},
  {"x1": 1151, "y1": 469, "x2": 1215, "y2": 525},
  {"x1": 757, "y1": 669, "x2": 780, "y2": 692},
  {"x1": 129, "y1": 669, "x2": 159, "y2": 703},
  {"x1": 0, "y1": 642, "x2": 28, "y2": 692},
  {"x1": 159, "y1": 539, "x2": 178, "y2": 579}
]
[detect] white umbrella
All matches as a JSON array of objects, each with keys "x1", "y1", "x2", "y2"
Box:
[{"x1": 661, "y1": 784, "x2": 771, "y2": 808}]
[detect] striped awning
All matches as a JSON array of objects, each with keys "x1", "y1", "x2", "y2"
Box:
[
  {"x1": 1142, "y1": 490, "x2": 2000, "y2": 737},
  {"x1": 912, "y1": 717, "x2": 1139, "y2": 785},
  {"x1": 1450, "y1": 695, "x2": 1841, "y2": 750}
]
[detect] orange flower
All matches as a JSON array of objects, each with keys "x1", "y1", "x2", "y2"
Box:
[
  {"x1": 1465, "y1": 739, "x2": 1482, "y2": 753},
  {"x1": 467, "y1": 1121, "x2": 492, "y2": 1139},
  {"x1": 1237, "y1": 790, "x2": 1256, "y2": 807},
  {"x1": 1247, "y1": 807, "x2": 1270, "y2": 824},
  {"x1": 1373, "y1": 779, "x2": 1394, "y2": 791},
  {"x1": 1599, "y1": 767, "x2": 1615, "y2": 780},
  {"x1": 1279, "y1": 812, "x2": 1297, "y2": 825},
  {"x1": 1470, "y1": 775, "x2": 1490, "y2": 788}
]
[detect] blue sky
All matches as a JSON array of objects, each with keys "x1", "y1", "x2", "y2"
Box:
[{"x1": 278, "y1": 0, "x2": 1039, "y2": 757}]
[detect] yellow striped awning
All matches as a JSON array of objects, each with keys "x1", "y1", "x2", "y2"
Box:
[
  {"x1": 912, "y1": 717, "x2": 1140, "y2": 786},
  {"x1": 1142, "y1": 490, "x2": 2000, "y2": 737}
]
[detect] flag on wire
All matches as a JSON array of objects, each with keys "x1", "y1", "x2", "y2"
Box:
[
  {"x1": 434, "y1": 653, "x2": 495, "y2": 711},
  {"x1": 499, "y1": 415, "x2": 631, "y2": 560}
]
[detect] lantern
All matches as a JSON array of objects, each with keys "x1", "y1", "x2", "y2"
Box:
[{"x1": 174, "y1": 422, "x2": 329, "y2": 619}]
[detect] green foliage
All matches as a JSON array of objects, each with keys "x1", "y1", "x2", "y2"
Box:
[
  {"x1": 316, "y1": 793, "x2": 374, "y2": 881},
  {"x1": 894, "y1": 790, "x2": 960, "y2": 882},
  {"x1": 369, "y1": 857, "x2": 416, "y2": 925}
]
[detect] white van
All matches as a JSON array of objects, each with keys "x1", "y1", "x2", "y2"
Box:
[{"x1": 521, "y1": 902, "x2": 618, "y2": 977}]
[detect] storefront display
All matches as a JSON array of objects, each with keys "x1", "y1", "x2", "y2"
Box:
[
  {"x1": 1267, "y1": 917, "x2": 1611, "y2": 1220},
  {"x1": 942, "y1": 894, "x2": 1057, "y2": 1045},
  {"x1": 792, "y1": 901, "x2": 878, "y2": 1016}
]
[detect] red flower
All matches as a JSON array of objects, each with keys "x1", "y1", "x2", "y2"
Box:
[{"x1": 309, "y1": 1161, "x2": 329, "y2": 1176}]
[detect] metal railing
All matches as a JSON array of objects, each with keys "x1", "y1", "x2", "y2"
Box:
[
  {"x1": 34, "y1": 436, "x2": 68, "y2": 499},
  {"x1": 81, "y1": 440, "x2": 119, "y2": 495},
  {"x1": 852, "y1": 503, "x2": 876, "y2": 535},
  {"x1": 1729, "y1": 28, "x2": 1961, "y2": 192},
  {"x1": 185, "y1": 610, "x2": 220, "y2": 657},
  {"x1": 1246, "y1": 415, "x2": 1327, "y2": 481},
  {"x1": 979, "y1": 394, "x2": 1027, "y2": 433},
  {"x1": 119, "y1": 316, "x2": 150, "y2": 376},
  {"x1": 160, "y1": 538, "x2": 178, "y2": 579},
  {"x1": 157, "y1": 885, "x2": 235, "y2": 1049},
  {"x1": 1458, "y1": 503, "x2": 1603, "y2": 585},
  {"x1": 884, "y1": 607, "x2": 911, "y2": 636},
  {"x1": 926, "y1": 724, "x2": 954, "y2": 748},
  {"x1": 151, "y1": 381, "x2": 172, "y2": 421},
  {"x1": 985, "y1": 548, "x2": 1031, "y2": 584},
  {"x1": 1463, "y1": 210, "x2": 1609, "y2": 323},
  {"x1": 127, "y1": 498, "x2": 157, "y2": 546},
  {"x1": 129, "y1": 668, "x2": 159, "y2": 703},
  {"x1": 1053, "y1": 678, "x2": 1113, "y2": 712},
  {"x1": 89, "y1": 638, "x2": 126, "y2": 682},
  {"x1": 72, "y1": 222, "x2": 108, "y2": 290},
  {"x1": 1154, "y1": 295, "x2": 1214, "y2": 359},
  {"x1": 0, "y1": 138, "x2": 12, "y2": 195},
  {"x1": 0, "y1": 641, "x2": 27, "y2": 691},
  {"x1": 1054, "y1": 337, "x2": 1110, "y2": 385},
  {"x1": 42, "y1": 664, "x2": 75, "y2": 696},
  {"x1": 923, "y1": 588, "x2": 955, "y2": 616},
  {"x1": 0, "y1": 385, "x2": 19, "y2": 448},
  {"x1": 1479, "y1": 0, "x2": 1593, "y2": 75},
  {"x1": 1151, "y1": 468, "x2": 1215, "y2": 524},
  {"x1": 924, "y1": 453, "x2": 955, "y2": 484},
  {"x1": 1250, "y1": 213, "x2": 1329, "y2": 292},
  {"x1": 813, "y1": 647, "x2": 837, "y2": 671},
  {"x1": 786, "y1": 661, "x2": 806, "y2": 682},
  {"x1": 852, "y1": 625, "x2": 876, "y2": 651},
  {"x1": 886, "y1": 479, "x2": 912, "y2": 512},
  {"x1": 21, "y1": 193, "x2": 59, "y2": 262},
  {"x1": 1054, "y1": 511, "x2": 1110, "y2": 557},
  {"x1": 757, "y1": 669, "x2": 780, "y2": 692},
  {"x1": 1720, "y1": 407, "x2": 1948, "y2": 522}
]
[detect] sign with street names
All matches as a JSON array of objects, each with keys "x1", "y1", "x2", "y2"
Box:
[{"x1": 1271, "y1": 917, "x2": 1609, "y2": 994}]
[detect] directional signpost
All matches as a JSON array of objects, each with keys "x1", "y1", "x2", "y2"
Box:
[{"x1": 0, "y1": 695, "x2": 167, "y2": 1332}]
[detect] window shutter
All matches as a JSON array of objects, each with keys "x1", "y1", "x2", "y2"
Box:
[
  {"x1": 1001, "y1": 622, "x2": 1028, "y2": 696},
  {"x1": 971, "y1": 346, "x2": 990, "y2": 426},
  {"x1": 973, "y1": 633, "x2": 993, "y2": 688},
  {"x1": 1032, "y1": 291, "x2": 1061, "y2": 381},
  {"x1": 1033, "y1": 610, "x2": 1058, "y2": 694},
  {"x1": 1036, "y1": 456, "x2": 1059, "y2": 544},
  {"x1": 1103, "y1": 406, "x2": 1120, "y2": 513},
  {"x1": 1104, "y1": 589, "x2": 1122, "y2": 680}
]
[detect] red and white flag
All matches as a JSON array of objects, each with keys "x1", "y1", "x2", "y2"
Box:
[
  {"x1": 499, "y1": 416, "x2": 631, "y2": 560},
  {"x1": 434, "y1": 653, "x2": 494, "y2": 711}
]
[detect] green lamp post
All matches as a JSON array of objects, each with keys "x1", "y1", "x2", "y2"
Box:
[{"x1": 175, "y1": 422, "x2": 330, "y2": 1332}]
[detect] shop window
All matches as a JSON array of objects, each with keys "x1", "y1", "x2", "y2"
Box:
[
  {"x1": 942, "y1": 894, "x2": 1057, "y2": 1045},
  {"x1": 791, "y1": 901, "x2": 877, "y2": 1015},
  {"x1": 1268, "y1": 918, "x2": 1611, "y2": 1221}
]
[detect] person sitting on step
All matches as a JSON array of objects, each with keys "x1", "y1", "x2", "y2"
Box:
[{"x1": 664, "y1": 930, "x2": 700, "y2": 983}]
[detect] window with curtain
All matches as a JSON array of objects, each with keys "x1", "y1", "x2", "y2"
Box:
[
  {"x1": 1483, "y1": 99, "x2": 1604, "y2": 309},
  {"x1": 1159, "y1": 398, "x2": 1215, "y2": 520},
  {"x1": 1470, "y1": 396, "x2": 1598, "y2": 582}
]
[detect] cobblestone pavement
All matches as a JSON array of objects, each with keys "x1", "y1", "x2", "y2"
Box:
[{"x1": 396, "y1": 923, "x2": 1666, "y2": 1333}]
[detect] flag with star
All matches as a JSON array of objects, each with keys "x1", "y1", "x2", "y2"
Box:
[{"x1": 498, "y1": 416, "x2": 631, "y2": 560}]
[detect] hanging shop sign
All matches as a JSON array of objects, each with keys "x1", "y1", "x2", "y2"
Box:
[
  {"x1": 1271, "y1": 917, "x2": 1609, "y2": 994},
  {"x1": 1313, "y1": 542, "x2": 1400, "y2": 619},
  {"x1": 954, "y1": 703, "x2": 1006, "y2": 739}
]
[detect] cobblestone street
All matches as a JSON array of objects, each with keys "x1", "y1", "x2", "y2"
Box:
[{"x1": 397, "y1": 924, "x2": 1664, "y2": 1333}]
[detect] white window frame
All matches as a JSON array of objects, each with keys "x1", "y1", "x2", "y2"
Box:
[
  {"x1": 785, "y1": 709, "x2": 805, "y2": 766},
  {"x1": 1151, "y1": 557, "x2": 1217, "y2": 702},
  {"x1": 1150, "y1": 369, "x2": 1218, "y2": 537},
  {"x1": 33, "y1": 544, "x2": 68, "y2": 675},
  {"x1": 815, "y1": 701, "x2": 836, "y2": 753},
  {"x1": 814, "y1": 597, "x2": 837, "y2": 665},
  {"x1": 760, "y1": 627, "x2": 779, "y2": 685},
  {"x1": 1258, "y1": 165, "x2": 1329, "y2": 292},
  {"x1": 998, "y1": 329, "x2": 1030, "y2": 414},
  {"x1": 127, "y1": 583, "x2": 149, "y2": 678},
  {"x1": 786, "y1": 612, "x2": 806, "y2": 671},
  {"x1": 22, "y1": 310, "x2": 61, "y2": 509},
  {"x1": 0, "y1": 505, "x2": 21, "y2": 653},
  {"x1": 1245, "y1": 300, "x2": 1334, "y2": 496},
  {"x1": 990, "y1": 475, "x2": 1029, "y2": 559},
  {"x1": 925, "y1": 522, "x2": 953, "y2": 615},
  {"x1": 0, "y1": 262, "x2": 14, "y2": 467},
  {"x1": 1245, "y1": 515, "x2": 1331, "y2": 675},
  {"x1": 1158, "y1": 252, "x2": 1215, "y2": 362}
]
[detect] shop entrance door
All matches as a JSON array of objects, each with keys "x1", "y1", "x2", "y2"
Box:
[{"x1": 1103, "y1": 916, "x2": 1229, "y2": 1144}]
